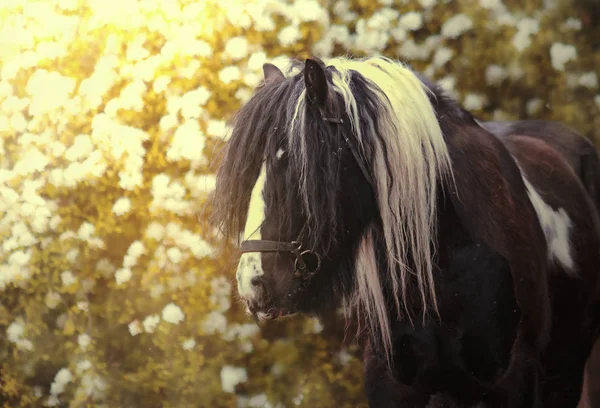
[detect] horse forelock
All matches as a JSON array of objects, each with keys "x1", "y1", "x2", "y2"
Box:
[
  {"x1": 212, "y1": 70, "x2": 304, "y2": 242},
  {"x1": 213, "y1": 58, "x2": 349, "y2": 251},
  {"x1": 302, "y1": 56, "x2": 456, "y2": 361}
]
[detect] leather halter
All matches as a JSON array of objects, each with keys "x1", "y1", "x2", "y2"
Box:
[{"x1": 239, "y1": 114, "x2": 374, "y2": 286}]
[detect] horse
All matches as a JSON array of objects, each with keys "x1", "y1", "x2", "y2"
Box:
[{"x1": 211, "y1": 55, "x2": 600, "y2": 408}]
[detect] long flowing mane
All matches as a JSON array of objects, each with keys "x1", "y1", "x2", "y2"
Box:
[{"x1": 213, "y1": 56, "x2": 455, "y2": 358}]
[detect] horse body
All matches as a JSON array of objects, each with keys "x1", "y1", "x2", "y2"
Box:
[
  {"x1": 364, "y1": 87, "x2": 600, "y2": 407},
  {"x1": 212, "y1": 56, "x2": 600, "y2": 408},
  {"x1": 482, "y1": 119, "x2": 600, "y2": 212}
]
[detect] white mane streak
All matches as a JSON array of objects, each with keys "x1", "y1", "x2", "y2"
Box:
[
  {"x1": 288, "y1": 56, "x2": 454, "y2": 360},
  {"x1": 337, "y1": 57, "x2": 454, "y2": 356}
]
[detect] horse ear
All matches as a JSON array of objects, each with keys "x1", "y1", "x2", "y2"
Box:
[
  {"x1": 304, "y1": 57, "x2": 328, "y2": 108},
  {"x1": 262, "y1": 63, "x2": 285, "y2": 85}
]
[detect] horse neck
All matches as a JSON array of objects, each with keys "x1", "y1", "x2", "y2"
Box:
[{"x1": 370, "y1": 78, "x2": 479, "y2": 321}]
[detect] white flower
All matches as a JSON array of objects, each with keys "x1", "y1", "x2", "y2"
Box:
[
  {"x1": 180, "y1": 87, "x2": 209, "y2": 118},
  {"x1": 128, "y1": 241, "x2": 145, "y2": 258},
  {"x1": 438, "y1": 75, "x2": 458, "y2": 99},
  {"x1": 61, "y1": 271, "x2": 76, "y2": 286},
  {"x1": 143, "y1": 315, "x2": 160, "y2": 333},
  {"x1": 485, "y1": 64, "x2": 508, "y2": 85},
  {"x1": 418, "y1": 0, "x2": 436, "y2": 8},
  {"x1": 441, "y1": 14, "x2": 473, "y2": 38},
  {"x1": 128, "y1": 320, "x2": 143, "y2": 336},
  {"x1": 219, "y1": 66, "x2": 241, "y2": 84},
  {"x1": 432, "y1": 47, "x2": 453, "y2": 68},
  {"x1": 508, "y1": 61, "x2": 524, "y2": 80},
  {"x1": 145, "y1": 223, "x2": 164, "y2": 242},
  {"x1": 126, "y1": 38, "x2": 149, "y2": 61},
  {"x1": 26, "y1": 69, "x2": 76, "y2": 116},
  {"x1": 9, "y1": 250, "x2": 32, "y2": 268},
  {"x1": 182, "y1": 338, "x2": 196, "y2": 350},
  {"x1": 243, "y1": 72, "x2": 261, "y2": 88},
  {"x1": 247, "y1": 51, "x2": 268, "y2": 71},
  {"x1": 112, "y1": 197, "x2": 132, "y2": 216},
  {"x1": 246, "y1": 394, "x2": 269, "y2": 408},
  {"x1": 278, "y1": 25, "x2": 302, "y2": 47},
  {"x1": 563, "y1": 17, "x2": 582, "y2": 30},
  {"x1": 162, "y1": 303, "x2": 185, "y2": 324},
  {"x1": 292, "y1": 0, "x2": 327, "y2": 23},
  {"x1": 96, "y1": 258, "x2": 115, "y2": 277},
  {"x1": 65, "y1": 134, "x2": 93, "y2": 162},
  {"x1": 150, "y1": 173, "x2": 193, "y2": 215},
  {"x1": 150, "y1": 284, "x2": 165, "y2": 299},
  {"x1": 210, "y1": 276, "x2": 232, "y2": 312},
  {"x1": 77, "y1": 301, "x2": 89, "y2": 311},
  {"x1": 166, "y1": 247, "x2": 182, "y2": 264},
  {"x1": 398, "y1": 11, "x2": 423, "y2": 31},
  {"x1": 224, "y1": 323, "x2": 260, "y2": 341},
  {"x1": 78, "y1": 334, "x2": 91, "y2": 350},
  {"x1": 206, "y1": 119, "x2": 229, "y2": 139},
  {"x1": 50, "y1": 368, "x2": 73, "y2": 395},
  {"x1": 517, "y1": 17, "x2": 539, "y2": 35},
  {"x1": 225, "y1": 7, "x2": 252, "y2": 29},
  {"x1": 578, "y1": 72, "x2": 598, "y2": 89},
  {"x1": 10, "y1": 112, "x2": 27, "y2": 133},
  {"x1": 159, "y1": 114, "x2": 178, "y2": 131},
  {"x1": 479, "y1": 0, "x2": 503, "y2": 9},
  {"x1": 309, "y1": 317, "x2": 323, "y2": 333},
  {"x1": 45, "y1": 292, "x2": 61, "y2": 309},
  {"x1": 166, "y1": 120, "x2": 206, "y2": 162},
  {"x1": 76, "y1": 360, "x2": 92, "y2": 374},
  {"x1": 187, "y1": 173, "x2": 217, "y2": 197},
  {"x1": 77, "y1": 222, "x2": 95, "y2": 241},
  {"x1": 235, "y1": 88, "x2": 252, "y2": 103},
  {"x1": 354, "y1": 19, "x2": 390, "y2": 53},
  {"x1": 526, "y1": 98, "x2": 543, "y2": 116},
  {"x1": 397, "y1": 39, "x2": 430, "y2": 60},
  {"x1": 463, "y1": 93, "x2": 487, "y2": 110},
  {"x1": 220, "y1": 366, "x2": 248, "y2": 393},
  {"x1": 153, "y1": 75, "x2": 171, "y2": 94},
  {"x1": 224, "y1": 36, "x2": 249, "y2": 60},
  {"x1": 550, "y1": 43, "x2": 577, "y2": 71},
  {"x1": 7, "y1": 320, "x2": 25, "y2": 343},
  {"x1": 337, "y1": 349, "x2": 353, "y2": 366},
  {"x1": 512, "y1": 30, "x2": 531, "y2": 51},
  {"x1": 13, "y1": 148, "x2": 50, "y2": 176},
  {"x1": 203, "y1": 311, "x2": 228, "y2": 334},
  {"x1": 115, "y1": 268, "x2": 132, "y2": 285}
]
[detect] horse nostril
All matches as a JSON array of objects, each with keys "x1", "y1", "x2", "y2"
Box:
[{"x1": 251, "y1": 276, "x2": 265, "y2": 288}]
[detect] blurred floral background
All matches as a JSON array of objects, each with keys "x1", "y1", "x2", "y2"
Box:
[{"x1": 0, "y1": 0, "x2": 598, "y2": 407}]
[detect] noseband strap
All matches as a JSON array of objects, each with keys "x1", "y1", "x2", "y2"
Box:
[
  {"x1": 239, "y1": 114, "x2": 372, "y2": 288},
  {"x1": 240, "y1": 222, "x2": 321, "y2": 284}
]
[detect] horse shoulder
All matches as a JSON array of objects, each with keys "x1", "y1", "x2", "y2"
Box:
[{"x1": 444, "y1": 124, "x2": 551, "y2": 351}]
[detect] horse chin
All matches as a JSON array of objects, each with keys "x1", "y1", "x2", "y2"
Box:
[{"x1": 246, "y1": 304, "x2": 298, "y2": 322}]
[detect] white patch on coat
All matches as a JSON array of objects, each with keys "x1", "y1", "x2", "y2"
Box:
[
  {"x1": 236, "y1": 164, "x2": 267, "y2": 300},
  {"x1": 276, "y1": 148, "x2": 284, "y2": 159},
  {"x1": 521, "y1": 175, "x2": 576, "y2": 274}
]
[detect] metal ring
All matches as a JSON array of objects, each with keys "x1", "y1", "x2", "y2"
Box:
[{"x1": 294, "y1": 250, "x2": 321, "y2": 278}]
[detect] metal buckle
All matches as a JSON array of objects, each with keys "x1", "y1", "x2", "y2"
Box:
[{"x1": 294, "y1": 250, "x2": 321, "y2": 281}]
